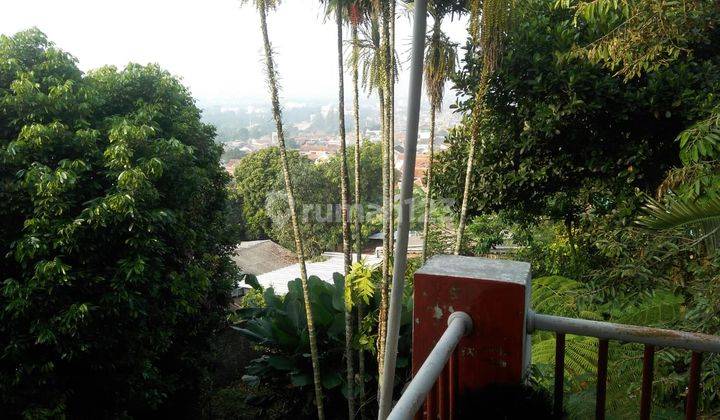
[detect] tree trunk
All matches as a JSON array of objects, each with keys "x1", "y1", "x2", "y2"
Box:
[
  {"x1": 377, "y1": 0, "x2": 393, "y2": 401},
  {"x1": 377, "y1": 86, "x2": 389, "y2": 374},
  {"x1": 422, "y1": 104, "x2": 436, "y2": 262},
  {"x1": 351, "y1": 21, "x2": 367, "y2": 420},
  {"x1": 454, "y1": 134, "x2": 477, "y2": 255},
  {"x1": 388, "y1": 0, "x2": 396, "y2": 258},
  {"x1": 257, "y1": 3, "x2": 325, "y2": 418},
  {"x1": 456, "y1": 0, "x2": 512, "y2": 255},
  {"x1": 335, "y1": 6, "x2": 355, "y2": 419}
]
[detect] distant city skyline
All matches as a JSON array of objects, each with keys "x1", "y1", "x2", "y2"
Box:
[{"x1": 2, "y1": 0, "x2": 469, "y2": 105}]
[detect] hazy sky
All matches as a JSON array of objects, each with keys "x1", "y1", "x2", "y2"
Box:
[{"x1": 2, "y1": 0, "x2": 468, "y2": 105}]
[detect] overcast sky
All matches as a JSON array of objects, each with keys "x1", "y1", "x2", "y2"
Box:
[{"x1": 2, "y1": 0, "x2": 468, "y2": 105}]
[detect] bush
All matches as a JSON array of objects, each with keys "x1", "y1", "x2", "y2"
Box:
[
  {"x1": 234, "y1": 268, "x2": 413, "y2": 418},
  {"x1": 0, "y1": 29, "x2": 238, "y2": 417}
]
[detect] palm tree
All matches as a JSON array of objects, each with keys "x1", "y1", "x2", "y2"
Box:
[
  {"x1": 355, "y1": 5, "x2": 397, "y2": 402},
  {"x1": 388, "y1": 0, "x2": 397, "y2": 259},
  {"x1": 422, "y1": 8, "x2": 457, "y2": 262},
  {"x1": 356, "y1": 0, "x2": 391, "y2": 380},
  {"x1": 376, "y1": 0, "x2": 394, "y2": 386},
  {"x1": 349, "y1": 2, "x2": 365, "y2": 266},
  {"x1": 243, "y1": 0, "x2": 325, "y2": 417},
  {"x1": 454, "y1": 0, "x2": 512, "y2": 254},
  {"x1": 320, "y1": 0, "x2": 356, "y2": 416},
  {"x1": 335, "y1": 2, "x2": 355, "y2": 417},
  {"x1": 348, "y1": 2, "x2": 371, "y2": 416}
]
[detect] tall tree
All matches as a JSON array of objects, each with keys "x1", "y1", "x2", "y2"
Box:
[
  {"x1": 323, "y1": 0, "x2": 356, "y2": 416},
  {"x1": 388, "y1": 0, "x2": 397, "y2": 259},
  {"x1": 375, "y1": 0, "x2": 394, "y2": 389},
  {"x1": 0, "y1": 29, "x2": 238, "y2": 418},
  {"x1": 454, "y1": 0, "x2": 512, "y2": 254},
  {"x1": 422, "y1": 7, "x2": 457, "y2": 262},
  {"x1": 243, "y1": 0, "x2": 325, "y2": 417},
  {"x1": 348, "y1": 2, "x2": 369, "y2": 416},
  {"x1": 355, "y1": 6, "x2": 394, "y2": 407}
]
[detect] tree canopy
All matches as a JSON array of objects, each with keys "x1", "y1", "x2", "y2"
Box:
[
  {"x1": 232, "y1": 141, "x2": 384, "y2": 255},
  {"x1": 0, "y1": 29, "x2": 238, "y2": 418},
  {"x1": 433, "y1": 0, "x2": 720, "y2": 224}
]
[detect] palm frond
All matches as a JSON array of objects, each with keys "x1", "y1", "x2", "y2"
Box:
[
  {"x1": 637, "y1": 195, "x2": 720, "y2": 254},
  {"x1": 424, "y1": 20, "x2": 458, "y2": 109}
]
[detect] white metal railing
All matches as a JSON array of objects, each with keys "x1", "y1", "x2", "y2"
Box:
[{"x1": 387, "y1": 312, "x2": 473, "y2": 420}]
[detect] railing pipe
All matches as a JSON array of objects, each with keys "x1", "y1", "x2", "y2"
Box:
[
  {"x1": 685, "y1": 352, "x2": 703, "y2": 420},
  {"x1": 529, "y1": 312, "x2": 720, "y2": 353},
  {"x1": 387, "y1": 312, "x2": 472, "y2": 420},
  {"x1": 596, "y1": 339, "x2": 609, "y2": 420},
  {"x1": 553, "y1": 332, "x2": 565, "y2": 416},
  {"x1": 379, "y1": 0, "x2": 428, "y2": 417},
  {"x1": 639, "y1": 344, "x2": 655, "y2": 420}
]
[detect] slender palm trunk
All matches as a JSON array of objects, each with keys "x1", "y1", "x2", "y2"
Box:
[
  {"x1": 377, "y1": 0, "x2": 392, "y2": 396},
  {"x1": 454, "y1": 133, "x2": 477, "y2": 255},
  {"x1": 257, "y1": 3, "x2": 324, "y2": 418},
  {"x1": 377, "y1": 86, "x2": 389, "y2": 373},
  {"x1": 422, "y1": 105, "x2": 436, "y2": 262},
  {"x1": 335, "y1": 6, "x2": 355, "y2": 419},
  {"x1": 455, "y1": 4, "x2": 482, "y2": 256},
  {"x1": 351, "y1": 21, "x2": 367, "y2": 420},
  {"x1": 456, "y1": 0, "x2": 510, "y2": 255},
  {"x1": 388, "y1": 0, "x2": 396, "y2": 257}
]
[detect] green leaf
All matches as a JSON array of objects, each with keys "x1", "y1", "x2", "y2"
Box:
[
  {"x1": 267, "y1": 355, "x2": 294, "y2": 371},
  {"x1": 290, "y1": 372, "x2": 311, "y2": 387},
  {"x1": 321, "y1": 371, "x2": 342, "y2": 389},
  {"x1": 243, "y1": 273, "x2": 262, "y2": 291}
]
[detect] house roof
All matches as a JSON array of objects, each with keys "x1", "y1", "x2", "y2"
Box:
[
  {"x1": 242, "y1": 252, "x2": 382, "y2": 295},
  {"x1": 231, "y1": 240, "x2": 297, "y2": 275}
]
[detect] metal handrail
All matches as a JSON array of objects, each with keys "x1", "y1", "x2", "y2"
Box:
[
  {"x1": 387, "y1": 312, "x2": 473, "y2": 420},
  {"x1": 528, "y1": 310, "x2": 720, "y2": 420},
  {"x1": 529, "y1": 311, "x2": 720, "y2": 353}
]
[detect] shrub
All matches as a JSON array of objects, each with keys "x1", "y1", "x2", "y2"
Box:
[{"x1": 234, "y1": 269, "x2": 413, "y2": 417}]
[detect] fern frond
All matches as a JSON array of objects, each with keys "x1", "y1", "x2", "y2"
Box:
[
  {"x1": 532, "y1": 276, "x2": 584, "y2": 317},
  {"x1": 533, "y1": 335, "x2": 598, "y2": 382},
  {"x1": 614, "y1": 291, "x2": 683, "y2": 326}
]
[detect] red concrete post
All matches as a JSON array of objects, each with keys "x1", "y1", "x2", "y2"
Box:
[{"x1": 412, "y1": 255, "x2": 532, "y2": 401}]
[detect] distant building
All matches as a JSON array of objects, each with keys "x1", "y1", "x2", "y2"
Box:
[
  {"x1": 368, "y1": 231, "x2": 424, "y2": 257},
  {"x1": 224, "y1": 159, "x2": 242, "y2": 174}
]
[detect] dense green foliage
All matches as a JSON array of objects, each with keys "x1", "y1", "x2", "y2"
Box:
[
  {"x1": 233, "y1": 264, "x2": 413, "y2": 418},
  {"x1": 433, "y1": 0, "x2": 720, "y2": 225},
  {"x1": 232, "y1": 142, "x2": 384, "y2": 255},
  {"x1": 0, "y1": 29, "x2": 238, "y2": 417},
  {"x1": 425, "y1": 0, "x2": 720, "y2": 416}
]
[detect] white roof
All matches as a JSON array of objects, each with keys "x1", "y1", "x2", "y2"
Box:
[{"x1": 242, "y1": 252, "x2": 382, "y2": 294}]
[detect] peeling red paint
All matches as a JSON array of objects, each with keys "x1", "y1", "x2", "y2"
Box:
[{"x1": 412, "y1": 263, "x2": 529, "y2": 397}]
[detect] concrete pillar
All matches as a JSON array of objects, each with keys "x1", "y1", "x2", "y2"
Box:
[{"x1": 412, "y1": 255, "x2": 532, "y2": 394}]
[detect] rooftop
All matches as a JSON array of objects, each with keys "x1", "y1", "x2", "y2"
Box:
[
  {"x1": 231, "y1": 240, "x2": 297, "y2": 276},
  {"x1": 242, "y1": 251, "x2": 382, "y2": 294}
]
